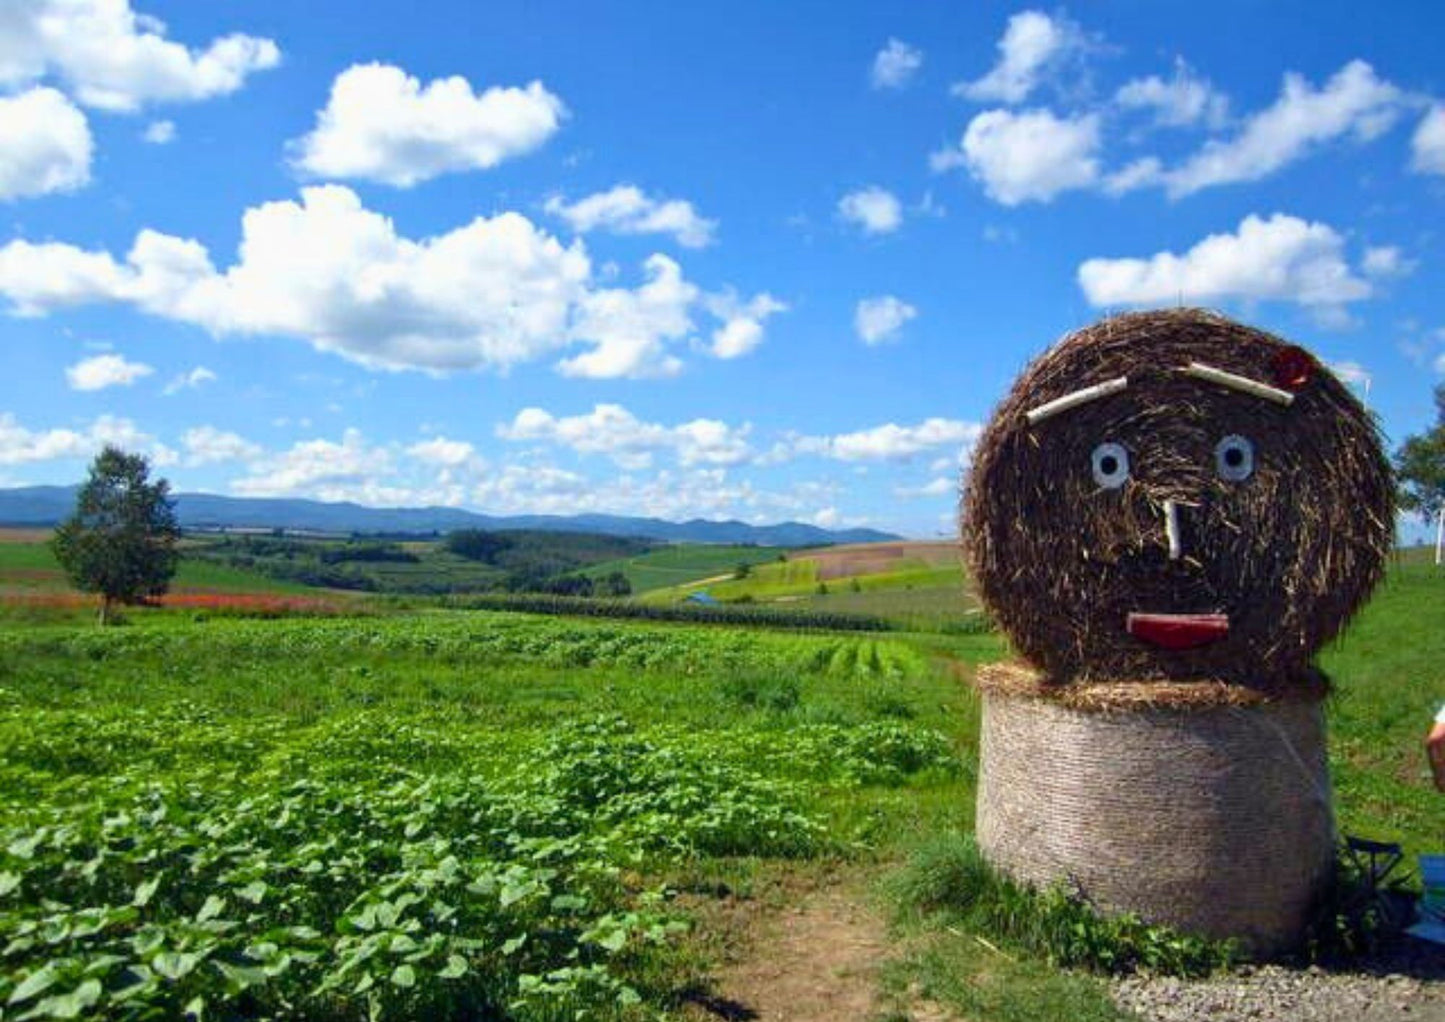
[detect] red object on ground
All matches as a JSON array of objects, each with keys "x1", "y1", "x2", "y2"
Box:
[{"x1": 1126, "y1": 612, "x2": 1230, "y2": 650}]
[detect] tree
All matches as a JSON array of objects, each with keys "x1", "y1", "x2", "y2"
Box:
[
  {"x1": 1395, "y1": 384, "x2": 1445, "y2": 565},
  {"x1": 51, "y1": 447, "x2": 181, "y2": 624}
]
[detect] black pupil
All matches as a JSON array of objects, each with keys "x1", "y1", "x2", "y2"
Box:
[
  {"x1": 1225, "y1": 447, "x2": 1243, "y2": 467},
  {"x1": 1100, "y1": 455, "x2": 1119, "y2": 475}
]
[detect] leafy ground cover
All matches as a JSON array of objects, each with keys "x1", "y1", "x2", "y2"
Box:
[{"x1": 0, "y1": 613, "x2": 992, "y2": 1020}]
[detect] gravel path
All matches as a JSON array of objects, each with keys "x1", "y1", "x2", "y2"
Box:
[{"x1": 1113, "y1": 941, "x2": 1445, "y2": 1021}]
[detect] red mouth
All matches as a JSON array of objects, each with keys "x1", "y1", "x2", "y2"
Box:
[{"x1": 1126, "y1": 612, "x2": 1230, "y2": 650}]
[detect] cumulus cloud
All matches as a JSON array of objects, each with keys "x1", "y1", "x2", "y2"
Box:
[
  {"x1": 557, "y1": 254, "x2": 695, "y2": 379},
  {"x1": 938, "y1": 108, "x2": 1100, "y2": 205},
  {"x1": 838, "y1": 186, "x2": 903, "y2": 234},
  {"x1": 771, "y1": 418, "x2": 980, "y2": 463},
  {"x1": 1115, "y1": 59, "x2": 1228, "y2": 128},
  {"x1": 855, "y1": 295, "x2": 917, "y2": 345},
  {"x1": 0, "y1": 87, "x2": 92, "y2": 201},
  {"x1": 705, "y1": 291, "x2": 788, "y2": 359},
  {"x1": 0, "y1": 0, "x2": 279, "y2": 112},
  {"x1": 1412, "y1": 106, "x2": 1445, "y2": 176},
  {"x1": 871, "y1": 38, "x2": 923, "y2": 90},
  {"x1": 1163, "y1": 61, "x2": 1403, "y2": 197},
  {"x1": 498, "y1": 404, "x2": 752, "y2": 470},
  {"x1": 0, "y1": 185, "x2": 763, "y2": 379},
  {"x1": 291, "y1": 63, "x2": 564, "y2": 186},
  {"x1": 231, "y1": 428, "x2": 396, "y2": 499},
  {"x1": 544, "y1": 185, "x2": 716, "y2": 248},
  {"x1": 1077, "y1": 213, "x2": 1372, "y2": 312},
  {"x1": 952, "y1": 10, "x2": 1087, "y2": 104},
  {"x1": 406, "y1": 437, "x2": 478, "y2": 467},
  {"x1": 142, "y1": 119, "x2": 174, "y2": 144},
  {"x1": 162, "y1": 366, "x2": 216, "y2": 394},
  {"x1": 0, "y1": 412, "x2": 154, "y2": 464},
  {"x1": 182, "y1": 425, "x2": 261, "y2": 466},
  {"x1": 65, "y1": 352, "x2": 153, "y2": 390}
]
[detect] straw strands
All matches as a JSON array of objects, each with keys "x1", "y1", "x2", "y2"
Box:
[{"x1": 962, "y1": 308, "x2": 1393, "y2": 693}]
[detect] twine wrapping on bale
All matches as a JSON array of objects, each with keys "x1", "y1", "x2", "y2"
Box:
[
  {"x1": 962, "y1": 308, "x2": 1393, "y2": 693},
  {"x1": 976, "y1": 678, "x2": 1335, "y2": 956}
]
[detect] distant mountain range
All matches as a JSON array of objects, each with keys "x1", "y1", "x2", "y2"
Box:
[{"x1": 0, "y1": 485, "x2": 900, "y2": 547}]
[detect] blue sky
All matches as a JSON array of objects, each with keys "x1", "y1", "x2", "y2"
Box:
[{"x1": 1, "y1": 1, "x2": 1443, "y2": 538}]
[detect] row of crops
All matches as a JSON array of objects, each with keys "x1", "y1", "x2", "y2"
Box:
[{"x1": 0, "y1": 613, "x2": 982, "y2": 1020}]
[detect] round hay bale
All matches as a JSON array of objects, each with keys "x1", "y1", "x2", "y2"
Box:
[
  {"x1": 961, "y1": 308, "x2": 1392, "y2": 691},
  {"x1": 976, "y1": 675, "x2": 1334, "y2": 957}
]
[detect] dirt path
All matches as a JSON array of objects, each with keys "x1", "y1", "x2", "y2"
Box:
[{"x1": 682, "y1": 872, "x2": 951, "y2": 1022}]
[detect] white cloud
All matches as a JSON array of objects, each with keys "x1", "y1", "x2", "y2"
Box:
[
  {"x1": 855, "y1": 295, "x2": 917, "y2": 345},
  {"x1": 953, "y1": 10, "x2": 1086, "y2": 104},
  {"x1": 706, "y1": 291, "x2": 788, "y2": 359},
  {"x1": 1164, "y1": 61, "x2": 1403, "y2": 197},
  {"x1": 838, "y1": 186, "x2": 903, "y2": 234},
  {"x1": 894, "y1": 477, "x2": 954, "y2": 499},
  {"x1": 291, "y1": 63, "x2": 564, "y2": 186},
  {"x1": 406, "y1": 437, "x2": 477, "y2": 467},
  {"x1": 64, "y1": 352, "x2": 153, "y2": 390},
  {"x1": 231, "y1": 428, "x2": 395, "y2": 499},
  {"x1": 498, "y1": 404, "x2": 752, "y2": 470},
  {"x1": 1102, "y1": 156, "x2": 1164, "y2": 196},
  {"x1": 544, "y1": 185, "x2": 716, "y2": 248},
  {"x1": 871, "y1": 39, "x2": 923, "y2": 90},
  {"x1": 0, "y1": 412, "x2": 154, "y2": 464},
  {"x1": 0, "y1": 185, "x2": 758, "y2": 380},
  {"x1": 1412, "y1": 106, "x2": 1445, "y2": 176},
  {"x1": 0, "y1": 0, "x2": 279, "y2": 112},
  {"x1": 141, "y1": 119, "x2": 174, "y2": 144},
  {"x1": 162, "y1": 366, "x2": 216, "y2": 394},
  {"x1": 1361, "y1": 245, "x2": 1414, "y2": 278},
  {"x1": 1115, "y1": 59, "x2": 1228, "y2": 128},
  {"x1": 557, "y1": 254, "x2": 695, "y2": 379},
  {"x1": 944, "y1": 108, "x2": 1100, "y2": 205},
  {"x1": 182, "y1": 425, "x2": 260, "y2": 466},
  {"x1": 771, "y1": 418, "x2": 980, "y2": 463},
  {"x1": 1077, "y1": 213, "x2": 1372, "y2": 312},
  {"x1": 0, "y1": 87, "x2": 92, "y2": 200}
]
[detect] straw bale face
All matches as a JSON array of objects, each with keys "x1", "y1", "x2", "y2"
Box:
[{"x1": 963, "y1": 309, "x2": 1392, "y2": 689}]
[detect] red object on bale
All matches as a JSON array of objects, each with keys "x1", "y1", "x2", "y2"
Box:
[
  {"x1": 1127, "y1": 612, "x2": 1230, "y2": 650},
  {"x1": 1270, "y1": 345, "x2": 1315, "y2": 390}
]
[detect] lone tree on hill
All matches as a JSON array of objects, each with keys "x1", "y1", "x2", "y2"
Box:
[
  {"x1": 51, "y1": 446, "x2": 181, "y2": 624},
  {"x1": 1395, "y1": 383, "x2": 1445, "y2": 565}
]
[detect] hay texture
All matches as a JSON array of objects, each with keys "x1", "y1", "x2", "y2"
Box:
[
  {"x1": 962, "y1": 308, "x2": 1393, "y2": 691},
  {"x1": 977, "y1": 686, "x2": 1334, "y2": 956}
]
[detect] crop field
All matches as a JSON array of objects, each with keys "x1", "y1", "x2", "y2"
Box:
[
  {"x1": 0, "y1": 612, "x2": 992, "y2": 1019},
  {"x1": 0, "y1": 557, "x2": 1441, "y2": 1020},
  {"x1": 0, "y1": 539, "x2": 339, "y2": 626},
  {"x1": 582, "y1": 545, "x2": 784, "y2": 594}
]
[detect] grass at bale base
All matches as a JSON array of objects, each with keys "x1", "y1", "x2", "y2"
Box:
[{"x1": 0, "y1": 554, "x2": 1438, "y2": 1020}]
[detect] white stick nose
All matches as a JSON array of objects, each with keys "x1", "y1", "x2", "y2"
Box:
[{"x1": 1164, "y1": 499, "x2": 1182, "y2": 560}]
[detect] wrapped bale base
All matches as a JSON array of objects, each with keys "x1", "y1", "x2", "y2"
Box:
[{"x1": 976, "y1": 666, "x2": 1334, "y2": 957}]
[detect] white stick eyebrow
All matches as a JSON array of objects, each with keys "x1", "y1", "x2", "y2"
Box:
[
  {"x1": 1024, "y1": 376, "x2": 1129, "y2": 425},
  {"x1": 1180, "y1": 362, "x2": 1294, "y2": 406}
]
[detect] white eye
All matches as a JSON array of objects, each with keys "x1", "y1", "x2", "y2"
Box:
[
  {"x1": 1215, "y1": 434, "x2": 1254, "y2": 481},
  {"x1": 1091, "y1": 442, "x2": 1130, "y2": 489}
]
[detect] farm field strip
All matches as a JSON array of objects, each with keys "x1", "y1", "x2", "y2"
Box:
[{"x1": 0, "y1": 611, "x2": 990, "y2": 1019}]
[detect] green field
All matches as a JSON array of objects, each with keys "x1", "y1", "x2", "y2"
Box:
[
  {"x1": 582, "y1": 544, "x2": 785, "y2": 593},
  {"x1": 0, "y1": 539, "x2": 314, "y2": 596},
  {"x1": 0, "y1": 559, "x2": 1441, "y2": 1020}
]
